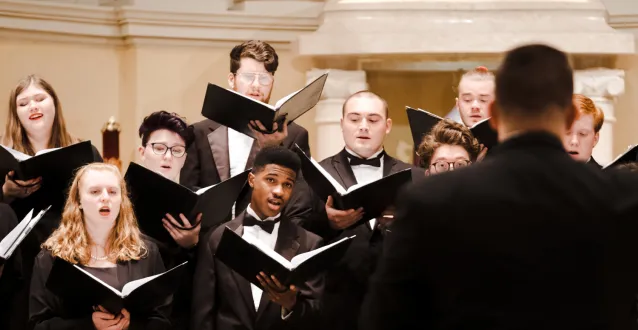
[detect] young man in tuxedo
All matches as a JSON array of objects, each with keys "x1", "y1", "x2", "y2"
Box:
[
  {"x1": 303, "y1": 91, "x2": 422, "y2": 330},
  {"x1": 191, "y1": 146, "x2": 323, "y2": 330},
  {"x1": 563, "y1": 94, "x2": 605, "y2": 169},
  {"x1": 181, "y1": 40, "x2": 312, "y2": 223},
  {"x1": 360, "y1": 44, "x2": 638, "y2": 330}
]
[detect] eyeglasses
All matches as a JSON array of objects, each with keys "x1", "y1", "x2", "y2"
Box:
[
  {"x1": 234, "y1": 72, "x2": 274, "y2": 86},
  {"x1": 148, "y1": 143, "x2": 186, "y2": 158},
  {"x1": 430, "y1": 160, "x2": 471, "y2": 173}
]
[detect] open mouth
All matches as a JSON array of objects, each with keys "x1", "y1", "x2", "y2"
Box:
[
  {"x1": 99, "y1": 206, "x2": 111, "y2": 216},
  {"x1": 568, "y1": 151, "x2": 579, "y2": 155},
  {"x1": 29, "y1": 113, "x2": 43, "y2": 120},
  {"x1": 160, "y1": 165, "x2": 172, "y2": 170},
  {"x1": 267, "y1": 198, "x2": 283, "y2": 210}
]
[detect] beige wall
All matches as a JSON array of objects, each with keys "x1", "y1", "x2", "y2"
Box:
[{"x1": 0, "y1": 39, "x2": 315, "y2": 168}]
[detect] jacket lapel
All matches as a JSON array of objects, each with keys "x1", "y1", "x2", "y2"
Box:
[
  {"x1": 244, "y1": 141, "x2": 260, "y2": 171},
  {"x1": 333, "y1": 149, "x2": 358, "y2": 189},
  {"x1": 208, "y1": 125, "x2": 231, "y2": 182},
  {"x1": 225, "y1": 214, "x2": 258, "y2": 321},
  {"x1": 383, "y1": 153, "x2": 398, "y2": 177},
  {"x1": 254, "y1": 219, "x2": 300, "y2": 326}
]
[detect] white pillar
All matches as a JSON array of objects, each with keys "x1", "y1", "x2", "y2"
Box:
[
  {"x1": 573, "y1": 69, "x2": 625, "y2": 166},
  {"x1": 307, "y1": 69, "x2": 368, "y2": 161}
]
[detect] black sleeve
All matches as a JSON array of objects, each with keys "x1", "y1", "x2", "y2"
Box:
[
  {"x1": 190, "y1": 231, "x2": 218, "y2": 330},
  {"x1": 28, "y1": 251, "x2": 95, "y2": 330}
]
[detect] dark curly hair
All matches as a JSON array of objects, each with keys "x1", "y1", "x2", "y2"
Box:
[{"x1": 417, "y1": 119, "x2": 480, "y2": 167}]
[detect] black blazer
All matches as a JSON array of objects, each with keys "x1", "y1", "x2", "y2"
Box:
[
  {"x1": 191, "y1": 211, "x2": 324, "y2": 330},
  {"x1": 28, "y1": 240, "x2": 172, "y2": 330},
  {"x1": 360, "y1": 132, "x2": 638, "y2": 330},
  {"x1": 180, "y1": 119, "x2": 313, "y2": 229},
  {"x1": 302, "y1": 149, "x2": 422, "y2": 330}
]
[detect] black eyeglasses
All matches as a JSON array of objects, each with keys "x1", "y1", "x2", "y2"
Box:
[
  {"x1": 148, "y1": 143, "x2": 186, "y2": 158},
  {"x1": 430, "y1": 160, "x2": 471, "y2": 173}
]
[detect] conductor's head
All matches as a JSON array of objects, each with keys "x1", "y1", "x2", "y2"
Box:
[
  {"x1": 490, "y1": 44, "x2": 576, "y2": 142},
  {"x1": 248, "y1": 146, "x2": 301, "y2": 220}
]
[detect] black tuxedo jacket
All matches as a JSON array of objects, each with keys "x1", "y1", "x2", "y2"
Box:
[
  {"x1": 361, "y1": 132, "x2": 638, "y2": 330},
  {"x1": 303, "y1": 149, "x2": 423, "y2": 330},
  {"x1": 180, "y1": 119, "x2": 313, "y2": 228},
  {"x1": 191, "y1": 211, "x2": 324, "y2": 330}
]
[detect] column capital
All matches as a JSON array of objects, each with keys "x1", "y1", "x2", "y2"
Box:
[
  {"x1": 573, "y1": 68, "x2": 626, "y2": 98},
  {"x1": 307, "y1": 69, "x2": 368, "y2": 101}
]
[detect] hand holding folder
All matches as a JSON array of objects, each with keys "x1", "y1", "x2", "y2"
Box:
[
  {"x1": 294, "y1": 144, "x2": 412, "y2": 223},
  {"x1": 215, "y1": 227, "x2": 355, "y2": 287},
  {"x1": 201, "y1": 73, "x2": 328, "y2": 138},
  {"x1": 46, "y1": 259, "x2": 188, "y2": 315}
]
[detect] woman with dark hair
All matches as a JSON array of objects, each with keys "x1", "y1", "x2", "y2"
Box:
[
  {"x1": 417, "y1": 119, "x2": 481, "y2": 175},
  {"x1": 136, "y1": 110, "x2": 198, "y2": 329}
]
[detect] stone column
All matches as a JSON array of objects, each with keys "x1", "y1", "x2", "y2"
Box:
[
  {"x1": 573, "y1": 69, "x2": 625, "y2": 166},
  {"x1": 307, "y1": 69, "x2": 368, "y2": 160}
]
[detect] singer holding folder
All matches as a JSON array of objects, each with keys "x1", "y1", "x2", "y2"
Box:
[
  {"x1": 181, "y1": 40, "x2": 313, "y2": 224},
  {"x1": 29, "y1": 163, "x2": 170, "y2": 330},
  {"x1": 191, "y1": 146, "x2": 323, "y2": 330},
  {"x1": 0, "y1": 74, "x2": 103, "y2": 329},
  {"x1": 136, "y1": 110, "x2": 199, "y2": 329}
]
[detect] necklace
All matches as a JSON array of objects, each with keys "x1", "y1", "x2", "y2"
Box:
[{"x1": 90, "y1": 254, "x2": 109, "y2": 261}]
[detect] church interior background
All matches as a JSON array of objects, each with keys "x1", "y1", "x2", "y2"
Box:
[{"x1": 0, "y1": 0, "x2": 637, "y2": 168}]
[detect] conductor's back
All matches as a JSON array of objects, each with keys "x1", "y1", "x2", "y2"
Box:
[{"x1": 360, "y1": 44, "x2": 638, "y2": 330}]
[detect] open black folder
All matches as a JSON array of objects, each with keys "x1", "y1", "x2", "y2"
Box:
[
  {"x1": 46, "y1": 259, "x2": 187, "y2": 315},
  {"x1": 294, "y1": 145, "x2": 412, "y2": 223},
  {"x1": 406, "y1": 107, "x2": 443, "y2": 148},
  {"x1": 0, "y1": 206, "x2": 51, "y2": 266},
  {"x1": 0, "y1": 141, "x2": 94, "y2": 181},
  {"x1": 201, "y1": 73, "x2": 328, "y2": 138},
  {"x1": 215, "y1": 227, "x2": 354, "y2": 286},
  {"x1": 604, "y1": 145, "x2": 638, "y2": 170},
  {"x1": 469, "y1": 118, "x2": 499, "y2": 149},
  {"x1": 125, "y1": 162, "x2": 249, "y2": 245}
]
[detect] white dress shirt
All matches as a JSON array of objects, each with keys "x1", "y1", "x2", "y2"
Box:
[
  {"x1": 228, "y1": 128, "x2": 255, "y2": 218},
  {"x1": 344, "y1": 147, "x2": 384, "y2": 229},
  {"x1": 241, "y1": 205, "x2": 292, "y2": 319}
]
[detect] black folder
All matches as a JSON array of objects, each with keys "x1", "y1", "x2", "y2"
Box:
[
  {"x1": 215, "y1": 227, "x2": 354, "y2": 286},
  {"x1": 46, "y1": 258, "x2": 187, "y2": 315},
  {"x1": 406, "y1": 107, "x2": 443, "y2": 148},
  {"x1": 0, "y1": 141, "x2": 94, "y2": 181},
  {"x1": 294, "y1": 145, "x2": 412, "y2": 223},
  {"x1": 0, "y1": 206, "x2": 51, "y2": 266},
  {"x1": 125, "y1": 162, "x2": 249, "y2": 245},
  {"x1": 201, "y1": 73, "x2": 328, "y2": 138},
  {"x1": 604, "y1": 145, "x2": 638, "y2": 170},
  {"x1": 469, "y1": 118, "x2": 499, "y2": 149}
]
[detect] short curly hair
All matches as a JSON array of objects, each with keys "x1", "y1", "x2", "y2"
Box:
[{"x1": 417, "y1": 119, "x2": 480, "y2": 167}]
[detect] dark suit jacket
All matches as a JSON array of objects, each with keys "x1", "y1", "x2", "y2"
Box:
[
  {"x1": 191, "y1": 211, "x2": 324, "y2": 330},
  {"x1": 180, "y1": 119, "x2": 313, "y2": 228},
  {"x1": 360, "y1": 132, "x2": 638, "y2": 330},
  {"x1": 302, "y1": 149, "x2": 423, "y2": 330},
  {"x1": 589, "y1": 157, "x2": 603, "y2": 169},
  {"x1": 28, "y1": 240, "x2": 171, "y2": 330}
]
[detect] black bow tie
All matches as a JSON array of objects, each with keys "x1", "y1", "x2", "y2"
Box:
[
  {"x1": 244, "y1": 214, "x2": 280, "y2": 234},
  {"x1": 348, "y1": 152, "x2": 384, "y2": 167}
]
